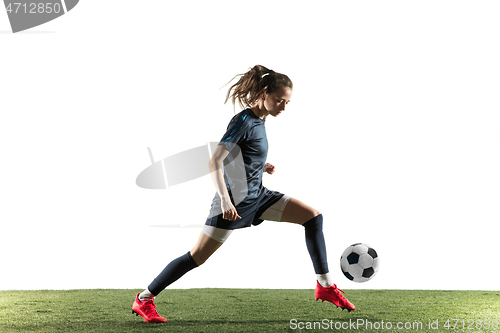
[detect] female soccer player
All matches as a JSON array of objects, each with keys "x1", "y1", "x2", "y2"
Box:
[{"x1": 132, "y1": 65, "x2": 355, "y2": 323}]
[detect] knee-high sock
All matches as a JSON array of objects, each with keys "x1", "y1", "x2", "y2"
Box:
[
  {"x1": 303, "y1": 214, "x2": 329, "y2": 274},
  {"x1": 148, "y1": 251, "x2": 199, "y2": 296}
]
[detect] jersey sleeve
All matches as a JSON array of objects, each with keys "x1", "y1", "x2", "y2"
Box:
[{"x1": 218, "y1": 112, "x2": 250, "y2": 152}]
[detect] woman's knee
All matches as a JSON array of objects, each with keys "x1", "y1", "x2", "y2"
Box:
[
  {"x1": 190, "y1": 230, "x2": 227, "y2": 265},
  {"x1": 190, "y1": 243, "x2": 215, "y2": 266},
  {"x1": 281, "y1": 197, "x2": 321, "y2": 224},
  {"x1": 301, "y1": 208, "x2": 321, "y2": 225},
  {"x1": 310, "y1": 208, "x2": 321, "y2": 219},
  {"x1": 190, "y1": 249, "x2": 208, "y2": 266}
]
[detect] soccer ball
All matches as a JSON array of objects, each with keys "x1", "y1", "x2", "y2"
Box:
[{"x1": 340, "y1": 243, "x2": 380, "y2": 282}]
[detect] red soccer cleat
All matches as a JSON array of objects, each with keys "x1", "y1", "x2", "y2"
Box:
[
  {"x1": 132, "y1": 293, "x2": 167, "y2": 323},
  {"x1": 315, "y1": 281, "x2": 355, "y2": 312}
]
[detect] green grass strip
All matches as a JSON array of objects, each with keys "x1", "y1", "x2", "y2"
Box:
[{"x1": 0, "y1": 289, "x2": 499, "y2": 332}]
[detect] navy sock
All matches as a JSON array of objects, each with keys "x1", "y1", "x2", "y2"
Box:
[
  {"x1": 148, "y1": 251, "x2": 199, "y2": 296},
  {"x1": 303, "y1": 214, "x2": 329, "y2": 274}
]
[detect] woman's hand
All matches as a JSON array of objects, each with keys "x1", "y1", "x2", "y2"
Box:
[
  {"x1": 264, "y1": 163, "x2": 276, "y2": 174},
  {"x1": 221, "y1": 198, "x2": 241, "y2": 221}
]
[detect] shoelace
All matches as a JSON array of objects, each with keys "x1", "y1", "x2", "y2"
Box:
[
  {"x1": 331, "y1": 284, "x2": 348, "y2": 300},
  {"x1": 143, "y1": 300, "x2": 160, "y2": 317}
]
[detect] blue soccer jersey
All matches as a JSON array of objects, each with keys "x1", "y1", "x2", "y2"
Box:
[
  {"x1": 206, "y1": 108, "x2": 284, "y2": 229},
  {"x1": 218, "y1": 108, "x2": 268, "y2": 204}
]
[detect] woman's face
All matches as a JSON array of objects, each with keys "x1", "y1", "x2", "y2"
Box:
[{"x1": 264, "y1": 86, "x2": 292, "y2": 117}]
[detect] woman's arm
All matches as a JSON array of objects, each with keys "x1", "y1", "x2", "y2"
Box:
[{"x1": 209, "y1": 145, "x2": 241, "y2": 221}]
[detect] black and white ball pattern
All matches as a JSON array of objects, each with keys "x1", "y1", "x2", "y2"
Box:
[{"x1": 340, "y1": 243, "x2": 380, "y2": 282}]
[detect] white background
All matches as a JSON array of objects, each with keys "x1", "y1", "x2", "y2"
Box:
[{"x1": 1, "y1": 1, "x2": 499, "y2": 291}]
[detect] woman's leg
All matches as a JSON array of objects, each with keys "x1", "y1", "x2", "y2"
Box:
[
  {"x1": 133, "y1": 227, "x2": 233, "y2": 323},
  {"x1": 277, "y1": 197, "x2": 355, "y2": 311},
  {"x1": 143, "y1": 231, "x2": 226, "y2": 298},
  {"x1": 141, "y1": 227, "x2": 231, "y2": 301},
  {"x1": 279, "y1": 198, "x2": 331, "y2": 285}
]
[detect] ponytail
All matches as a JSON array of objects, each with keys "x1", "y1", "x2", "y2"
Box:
[{"x1": 224, "y1": 65, "x2": 293, "y2": 110}]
